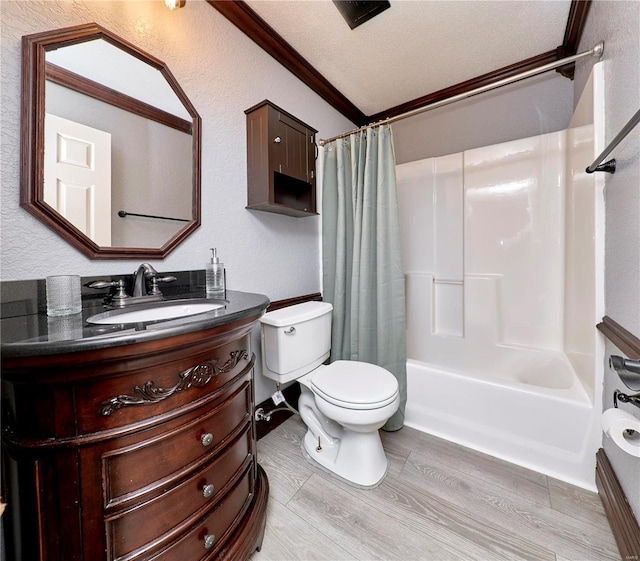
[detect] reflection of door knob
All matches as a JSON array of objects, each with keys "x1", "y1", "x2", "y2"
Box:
[{"x1": 274, "y1": 136, "x2": 281, "y2": 143}]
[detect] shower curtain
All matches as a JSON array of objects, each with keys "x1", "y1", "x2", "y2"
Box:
[{"x1": 322, "y1": 124, "x2": 407, "y2": 431}]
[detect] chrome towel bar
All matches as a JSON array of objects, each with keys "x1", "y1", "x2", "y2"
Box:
[
  {"x1": 118, "y1": 210, "x2": 189, "y2": 222},
  {"x1": 586, "y1": 108, "x2": 640, "y2": 174}
]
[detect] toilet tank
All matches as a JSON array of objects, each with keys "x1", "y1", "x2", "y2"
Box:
[{"x1": 259, "y1": 301, "x2": 333, "y2": 384}]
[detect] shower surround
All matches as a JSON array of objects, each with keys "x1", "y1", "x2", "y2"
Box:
[{"x1": 397, "y1": 65, "x2": 605, "y2": 489}]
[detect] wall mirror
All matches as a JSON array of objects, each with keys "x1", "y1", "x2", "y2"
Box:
[{"x1": 21, "y1": 23, "x2": 201, "y2": 259}]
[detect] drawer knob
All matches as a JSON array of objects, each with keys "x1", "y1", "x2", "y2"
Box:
[
  {"x1": 274, "y1": 136, "x2": 281, "y2": 143},
  {"x1": 204, "y1": 534, "x2": 216, "y2": 550},
  {"x1": 202, "y1": 483, "x2": 215, "y2": 498},
  {"x1": 201, "y1": 432, "x2": 213, "y2": 447}
]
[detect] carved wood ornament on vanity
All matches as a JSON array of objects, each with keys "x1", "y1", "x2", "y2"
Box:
[{"x1": 100, "y1": 350, "x2": 249, "y2": 416}]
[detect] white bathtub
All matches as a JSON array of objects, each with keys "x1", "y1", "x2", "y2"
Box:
[
  {"x1": 398, "y1": 67, "x2": 606, "y2": 491},
  {"x1": 404, "y1": 354, "x2": 602, "y2": 490}
]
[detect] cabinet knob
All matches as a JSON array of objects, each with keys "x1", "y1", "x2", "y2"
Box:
[
  {"x1": 201, "y1": 432, "x2": 214, "y2": 447},
  {"x1": 273, "y1": 136, "x2": 281, "y2": 143},
  {"x1": 202, "y1": 483, "x2": 215, "y2": 498},
  {"x1": 203, "y1": 534, "x2": 216, "y2": 550}
]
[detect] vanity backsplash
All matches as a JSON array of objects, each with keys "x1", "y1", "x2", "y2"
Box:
[{"x1": 1, "y1": 269, "x2": 207, "y2": 319}]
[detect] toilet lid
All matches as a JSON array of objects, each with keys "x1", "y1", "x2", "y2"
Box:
[{"x1": 311, "y1": 361, "x2": 399, "y2": 410}]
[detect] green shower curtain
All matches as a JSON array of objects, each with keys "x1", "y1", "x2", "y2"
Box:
[{"x1": 322, "y1": 124, "x2": 407, "y2": 431}]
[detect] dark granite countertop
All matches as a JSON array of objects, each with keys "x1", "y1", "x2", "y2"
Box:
[{"x1": 1, "y1": 270, "x2": 270, "y2": 357}]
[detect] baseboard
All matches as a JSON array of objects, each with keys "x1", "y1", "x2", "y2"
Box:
[
  {"x1": 266, "y1": 292, "x2": 322, "y2": 312},
  {"x1": 596, "y1": 448, "x2": 640, "y2": 559}
]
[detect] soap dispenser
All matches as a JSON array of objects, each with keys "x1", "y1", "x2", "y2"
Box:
[{"x1": 206, "y1": 248, "x2": 226, "y2": 297}]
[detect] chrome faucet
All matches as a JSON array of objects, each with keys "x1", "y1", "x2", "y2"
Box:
[
  {"x1": 133, "y1": 263, "x2": 158, "y2": 297},
  {"x1": 87, "y1": 264, "x2": 176, "y2": 308}
]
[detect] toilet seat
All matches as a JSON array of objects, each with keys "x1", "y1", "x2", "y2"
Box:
[{"x1": 311, "y1": 361, "x2": 399, "y2": 410}]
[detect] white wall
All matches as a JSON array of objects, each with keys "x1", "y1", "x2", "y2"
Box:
[
  {"x1": 564, "y1": 64, "x2": 604, "y2": 403},
  {"x1": 574, "y1": 0, "x2": 640, "y2": 520},
  {"x1": 398, "y1": 131, "x2": 570, "y2": 369},
  {"x1": 392, "y1": 72, "x2": 574, "y2": 163}
]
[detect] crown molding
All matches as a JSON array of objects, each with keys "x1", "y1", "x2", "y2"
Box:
[
  {"x1": 556, "y1": 0, "x2": 592, "y2": 78},
  {"x1": 209, "y1": 0, "x2": 591, "y2": 126},
  {"x1": 368, "y1": 49, "x2": 558, "y2": 122},
  {"x1": 207, "y1": 0, "x2": 367, "y2": 125}
]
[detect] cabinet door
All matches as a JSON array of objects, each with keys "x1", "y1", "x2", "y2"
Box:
[{"x1": 274, "y1": 111, "x2": 310, "y2": 183}]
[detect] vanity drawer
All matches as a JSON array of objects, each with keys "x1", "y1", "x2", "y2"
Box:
[
  {"x1": 107, "y1": 426, "x2": 253, "y2": 560},
  {"x1": 149, "y1": 466, "x2": 253, "y2": 561},
  {"x1": 74, "y1": 338, "x2": 252, "y2": 436},
  {"x1": 103, "y1": 382, "x2": 252, "y2": 507}
]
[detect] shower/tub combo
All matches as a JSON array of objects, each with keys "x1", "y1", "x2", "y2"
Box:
[{"x1": 397, "y1": 64, "x2": 605, "y2": 489}]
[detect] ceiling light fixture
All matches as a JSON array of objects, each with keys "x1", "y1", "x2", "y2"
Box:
[{"x1": 164, "y1": 0, "x2": 185, "y2": 10}]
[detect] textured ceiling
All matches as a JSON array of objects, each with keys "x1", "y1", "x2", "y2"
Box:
[{"x1": 244, "y1": 0, "x2": 572, "y2": 116}]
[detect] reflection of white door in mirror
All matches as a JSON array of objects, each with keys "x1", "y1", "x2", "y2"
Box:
[{"x1": 44, "y1": 114, "x2": 112, "y2": 246}]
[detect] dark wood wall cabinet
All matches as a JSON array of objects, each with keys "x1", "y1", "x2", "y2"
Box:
[
  {"x1": 1, "y1": 313, "x2": 268, "y2": 560},
  {"x1": 245, "y1": 100, "x2": 318, "y2": 217}
]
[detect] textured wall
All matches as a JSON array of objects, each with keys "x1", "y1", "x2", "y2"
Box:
[
  {"x1": 0, "y1": 0, "x2": 353, "y2": 297},
  {"x1": 575, "y1": 0, "x2": 640, "y2": 336},
  {"x1": 574, "y1": 0, "x2": 640, "y2": 520}
]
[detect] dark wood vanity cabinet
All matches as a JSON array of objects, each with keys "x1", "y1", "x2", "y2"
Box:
[
  {"x1": 1, "y1": 314, "x2": 268, "y2": 561},
  {"x1": 245, "y1": 100, "x2": 318, "y2": 217}
]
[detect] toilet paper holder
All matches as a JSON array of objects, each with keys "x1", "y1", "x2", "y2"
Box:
[
  {"x1": 614, "y1": 389, "x2": 640, "y2": 410},
  {"x1": 613, "y1": 390, "x2": 640, "y2": 436}
]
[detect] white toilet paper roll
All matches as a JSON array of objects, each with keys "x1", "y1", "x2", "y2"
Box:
[
  {"x1": 601, "y1": 407, "x2": 623, "y2": 433},
  {"x1": 601, "y1": 408, "x2": 640, "y2": 458}
]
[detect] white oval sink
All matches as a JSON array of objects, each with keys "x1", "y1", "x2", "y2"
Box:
[{"x1": 87, "y1": 301, "x2": 225, "y2": 325}]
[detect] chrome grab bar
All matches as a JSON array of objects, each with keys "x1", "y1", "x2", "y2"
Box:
[{"x1": 610, "y1": 355, "x2": 640, "y2": 391}]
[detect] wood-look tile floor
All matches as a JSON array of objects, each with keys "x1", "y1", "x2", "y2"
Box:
[{"x1": 250, "y1": 416, "x2": 620, "y2": 561}]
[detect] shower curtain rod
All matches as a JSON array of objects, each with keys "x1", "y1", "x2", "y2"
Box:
[{"x1": 318, "y1": 42, "x2": 605, "y2": 146}]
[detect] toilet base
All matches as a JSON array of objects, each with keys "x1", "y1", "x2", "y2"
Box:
[{"x1": 301, "y1": 425, "x2": 389, "y2": 489}]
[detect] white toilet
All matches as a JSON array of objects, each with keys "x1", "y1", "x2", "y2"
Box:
[{"x1": 259, "y1": 301, "x2": 399, "y2": 488}]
